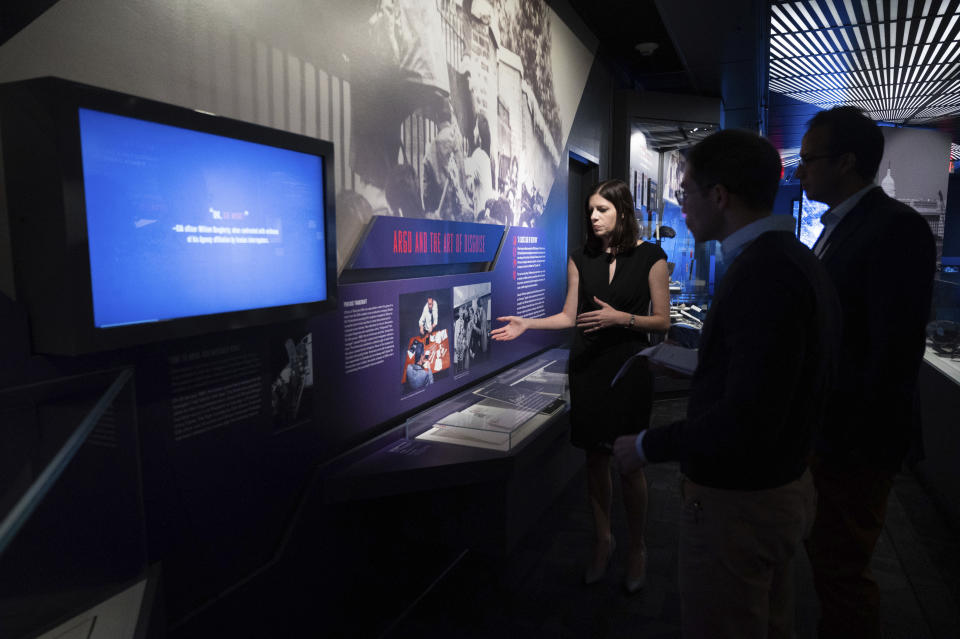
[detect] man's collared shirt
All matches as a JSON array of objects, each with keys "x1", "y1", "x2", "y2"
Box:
[
  {"x1": 813, "y1": 183, "x2": 875, "y2": 257},
  {"x1": 720, "y1": 214, "x2": 798, "y2": 264},
  {"x1": 419, "y1": 301, "x2": 439, "y2": 331}
]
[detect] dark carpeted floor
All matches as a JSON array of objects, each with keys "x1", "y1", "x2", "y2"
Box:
[{"x1": 389, "y1": 398, "x2": 960, "y2": 638}]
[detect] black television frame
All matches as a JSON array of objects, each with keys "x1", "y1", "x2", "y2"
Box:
[{"x1": 0, "y1": 77, "x2": 338, "y2": 355}]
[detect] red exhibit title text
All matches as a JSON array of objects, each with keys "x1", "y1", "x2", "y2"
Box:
[{"x1": 392, "y1": 230, "x2": 486, "y2": 255}]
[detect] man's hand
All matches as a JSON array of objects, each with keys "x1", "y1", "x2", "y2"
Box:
[{"x1": 614, "y1": 434, "x2": 645, "y2": 474}]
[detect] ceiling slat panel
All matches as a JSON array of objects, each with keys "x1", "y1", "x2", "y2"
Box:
[{"x1": 770, "y1": 0, "x2": 960, "y2": 127}]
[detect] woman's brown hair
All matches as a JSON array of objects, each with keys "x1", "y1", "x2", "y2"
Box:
[{"x1": 584, "y1": 179, "x2": 639, "y2": 255}]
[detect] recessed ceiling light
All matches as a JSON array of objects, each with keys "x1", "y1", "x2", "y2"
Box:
[{"x1": 635, "y1": 42, "x2": 659, "y2": 56}]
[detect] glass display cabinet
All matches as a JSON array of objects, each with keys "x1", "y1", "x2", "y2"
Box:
[
  {"x1": 629, "y1": 119, "x2": 721, "y2": 345},
  {"x1": 925, "y1": 275, "x2": 960, "y2": 385},
  {"x1": 406, "y1": 351, "x2": 569, "y2": 451}
]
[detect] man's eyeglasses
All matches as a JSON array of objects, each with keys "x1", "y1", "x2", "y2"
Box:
[
  {"x1": 797, "y1": 153, "x2": 841, "y2": 168},
  {"x1": 676, "y1": 183, "x2": 714, "y2": 206}
]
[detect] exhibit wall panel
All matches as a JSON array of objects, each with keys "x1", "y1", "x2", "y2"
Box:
[
  {"x1": 0, "y1": 0, "x2": 597, "y2": 446},
  {"x1": 0, "y1": 0, "x2": 604, "y2": 625}
]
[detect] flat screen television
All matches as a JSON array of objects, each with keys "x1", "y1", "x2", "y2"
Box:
[{"x1": 0, "y1": 77, "x2": 337, "y2": 355}]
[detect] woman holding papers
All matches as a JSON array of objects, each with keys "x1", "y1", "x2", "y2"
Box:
[{"x1": 492, "y1": 179, "x2": 670, "y2": 592}]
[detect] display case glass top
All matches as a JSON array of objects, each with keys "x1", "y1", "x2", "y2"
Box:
[{"x1": 407, "y1": 352, "x2": 569, "y2": 451}]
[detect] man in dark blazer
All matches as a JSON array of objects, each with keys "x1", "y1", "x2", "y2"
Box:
[
  {"x1": 615, "y1": 130, "x2": 840, "y2": 638},
  {"x1": 796, "y1": 106, "x2": 936, "y2": 638}
]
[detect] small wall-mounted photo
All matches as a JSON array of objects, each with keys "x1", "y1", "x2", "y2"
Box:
[
  {"x1": 399, "y1": 288, "x2": 452, "y2": 395},
  {"x1": 452, "y1": 282, "x2": 492, "y2": 375}
]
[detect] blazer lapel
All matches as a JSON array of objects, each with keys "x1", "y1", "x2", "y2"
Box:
[{"x1": 819, "y1": 187, "x2": 884, "y2": 263}]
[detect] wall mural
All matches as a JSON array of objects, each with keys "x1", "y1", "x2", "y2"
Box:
[{"x1": 332, "y1": 0, "x2": 566, "y2": 270}]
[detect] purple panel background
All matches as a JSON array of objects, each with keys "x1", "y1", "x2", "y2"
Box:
[{"x1": 312, "y1": 220, "x2": 569, "y2": 450}]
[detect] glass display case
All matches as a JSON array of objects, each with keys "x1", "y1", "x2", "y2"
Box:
[
  {"x1": 925, "y1": 275, "x2": 960, "y2": 385},
  {"x1": 629, "y1": 120, "x2": 721, "y2": 345},
  {"x1": 406, "y1": 352, "x2": 569, "y2": 451}
]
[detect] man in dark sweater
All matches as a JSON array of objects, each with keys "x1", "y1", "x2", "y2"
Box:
[
  {"x1": 796, "y1": 107, "x2": 935, "y2": 639},
  {"x1": 614, "y1": 129, "x2": 840, "y2": 638}
]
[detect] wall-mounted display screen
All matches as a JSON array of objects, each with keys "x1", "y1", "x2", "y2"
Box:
[
  {"x1": 78, "y1": 108, "x2": 328, "y2": 328},
  {"x1": 0, "y1": 77, "x2": 338, "y2": 354}
]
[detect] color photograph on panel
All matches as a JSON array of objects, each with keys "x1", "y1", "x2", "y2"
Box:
[
  {"x1": 399, "y1": 288, "x2": 452, "y2": 395},
  {"x1": 452, "y1": 282, "x2": 492, "y2": 375}
]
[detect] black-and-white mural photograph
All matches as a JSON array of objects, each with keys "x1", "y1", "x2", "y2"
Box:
[{"x1": 330, "y1": 0, "x2": 567, "y2": 268}]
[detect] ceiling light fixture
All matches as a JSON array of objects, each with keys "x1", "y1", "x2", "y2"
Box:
[
  {"x1": 635, "y1": 42, "x2": 659, "y2": 56},
  {"x1": 769, "y1": 0, "x2": 960, "y2": 126}
]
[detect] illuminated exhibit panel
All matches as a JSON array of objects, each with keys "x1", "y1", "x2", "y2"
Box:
[{"x1": 628, "y1": 126, "x2": 719, "y2": 323}]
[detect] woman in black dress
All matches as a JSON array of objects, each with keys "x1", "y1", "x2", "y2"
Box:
[{"x1": 492, "y1": 179, "x2": 670, "y2": 591}]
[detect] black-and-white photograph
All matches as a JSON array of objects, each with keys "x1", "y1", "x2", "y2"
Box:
[
  {"x1": 332, "y1": 0, "x2": 566, "y2": 269},
  {"x1": 270, "y1": 332, "x2": 313, "y2": 431},
  {"x1": 662, "y1": 149, "x2": 685, "y2": 206},
  {"x1": 452, "y1": 282, "x2": 492, "y2": 374},
  {"x1": 878, "y1": 127, "x2": 952, "y2": 264}
]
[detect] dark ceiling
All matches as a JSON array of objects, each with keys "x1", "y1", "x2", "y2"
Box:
[
  {"x1": 564, "y1": 0, "x2": 766, "y2": 112},
  {"x1": 563, "y1": 0, "x2": 696, "y2": 93},
  {"x1": 0, "y1": 0, "x2": 57, "y2": 48}
]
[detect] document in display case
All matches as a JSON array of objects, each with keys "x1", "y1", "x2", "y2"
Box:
[{"x1": 407, "y1": 357, "x2": 568, "y2": 451}]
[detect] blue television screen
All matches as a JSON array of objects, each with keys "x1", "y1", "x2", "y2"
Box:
[{"x1": 78, "y1": 107, "x2": 328, "y2": 328}]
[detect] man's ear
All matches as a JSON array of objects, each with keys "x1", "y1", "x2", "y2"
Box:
[
  {"x1": 836, "y1": 151, "x2": 857, "y2": 177},
  {"x1": 713, "y1": 183, "x2": 730, "y2": 210}
]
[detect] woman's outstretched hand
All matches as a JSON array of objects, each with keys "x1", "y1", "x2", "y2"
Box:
[
  {"x1": 576, "y1": 296, "x2": 624, "y2": 334},
  {"x1": 491, "y1": 316, "x2": 527, "y2": 341}
]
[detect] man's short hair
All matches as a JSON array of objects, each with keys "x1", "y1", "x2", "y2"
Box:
[
  {"x1": 686, "y1": 129, "x2": 782, "y2": 212},
  {"x1": 807, "y1": 106, "x2": 884, "y2": 182}
]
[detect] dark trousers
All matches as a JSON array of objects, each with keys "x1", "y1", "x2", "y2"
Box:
[{"x1": 806, "y1": 460, "x2": 894, "y2": 639}]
